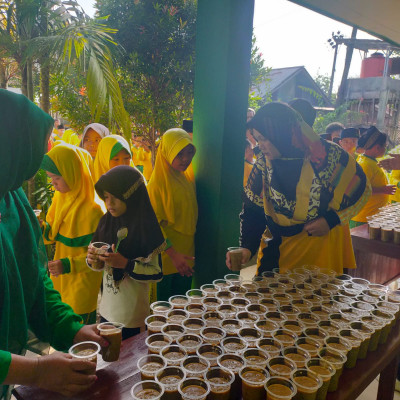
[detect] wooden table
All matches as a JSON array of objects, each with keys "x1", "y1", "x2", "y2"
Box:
[
  {"x1": 14, "y1": 320, "x2": 400, "y2": 400},
  {"x1": 349, "y1": 224, "x2": 400, "y2": 285}
]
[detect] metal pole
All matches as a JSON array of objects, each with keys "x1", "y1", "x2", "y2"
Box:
[{"x1": 328, "y1": 45, "x2": 338, "y2": 99}]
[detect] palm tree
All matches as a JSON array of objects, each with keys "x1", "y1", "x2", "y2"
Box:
[{"x1": 0, "y1": 0, "x2": 130, "y2": 134}]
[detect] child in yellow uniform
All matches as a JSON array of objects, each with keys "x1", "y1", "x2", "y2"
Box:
[
  {"x1": 41, "y1": 143, "x2": 104, "y2": 323},
  {"x1": 93, "y1": 135, "x2": 135, "y2": 183},
  {"x1": 351, "y1": 126, "x2": 396, "y2": 227}
]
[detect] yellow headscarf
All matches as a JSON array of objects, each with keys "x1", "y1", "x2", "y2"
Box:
[
  {"x1": 62, "y1": 129, "x2": 81, "y2": 146},
  {"x1": 93, "y1": 135, "x2": 134, "y2": 183},
  {"x1": 147, "y1": 128, "x2": 197, "y2": 236},
  {"x1": 43, "y1": 143, "x2": 103, "y2": 244},
  {"x1": 136, "y1": 147, "x2": 153, "y2": 181}
]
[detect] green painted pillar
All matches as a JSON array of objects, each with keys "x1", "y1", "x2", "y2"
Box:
[{"x1": 192, "y1": 0, "x2": 255, "y2": 287}]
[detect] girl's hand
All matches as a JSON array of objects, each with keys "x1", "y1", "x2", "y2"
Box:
[
  {"x1": 165, "y1": 247, "x2": 194, "y2": 277},
  {"x1": 225, "y1": 248, "x2": 251, "y2": 270},
  {"x1": 34, "y1": 352, "x2": 96, "y2": 397},
  {"x1": 73, "y1": 325, "x2": 109, "y2": 348},
  {"x1": 86, "y1": 245, "x2": 98, "y2": 264},
  {"x1": 99, "y1": 244, "x2": 128, "y2": 269},
  {"x1": 48, "y1": 260, "x2": 63, "y2": 277},
  {"x1": 304, "y1": 217, "x2": 330, "y2": 237}
]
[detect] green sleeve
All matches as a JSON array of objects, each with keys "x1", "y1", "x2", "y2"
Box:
[
  {"x1": 0, "y1": 350, "x2": 11, "y2": 384},
  {"x1": 29, "y1": 271, "x2": 83, "y2": 352}
]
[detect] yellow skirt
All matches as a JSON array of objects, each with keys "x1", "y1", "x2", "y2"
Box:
[{"x1": 257, "y1": 224, "x2": 356, "y2": 275}]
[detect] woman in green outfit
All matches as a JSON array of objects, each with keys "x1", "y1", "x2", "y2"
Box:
[{"x1": 0, "y1": 89, "x2": 108, "y2": 399}]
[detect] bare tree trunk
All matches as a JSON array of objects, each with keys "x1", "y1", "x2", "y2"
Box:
[
  {"x1": 0, "y1": 60, "x2": 7, "y2": 88},
  {"x1": 21, "y1": 64, "x2": 28, "y2": 96},
  {"x1": 27, "y1": 59, "x2": 34, "y2": 101},
  {"x1": 40, "y1": 60, "x2": 50, "y2": 113},
  {"x1": 336, "y1": 27, "x2": 358, "y2": 107}
]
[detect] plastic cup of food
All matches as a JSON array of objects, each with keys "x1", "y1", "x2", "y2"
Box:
[
  {"x1": 267, "y1": 356, "x2": 297, "y2": 379},
  {"x1": 200, "y1": 326, "x2": 226, "y2": 346},
  {"x1": 256, "y1": 337, "x2": 283, "y2": 358},
  {"x1": 237, "y1": 311, "x2": 259, "y2": 329},
  {"x1": 181, "y1": 355, "x2": 210, "y2": 378},
  {"x1": 178, "y1": 377, "x2": 210, "y2": 400},
  {"x1": 145, "y1": 333, "x2": 173, "y2": 355},
  {"x1": 137, "y1": 354, "x2": 166, "y2": 380},
  {"x1": 227, "y1": 247, "x2": 244, "y2": 271},
  {"x1": 186, "y1": 289, "x2": 206, "y2": 304},
  {"x1": 217, "y1": 304, "x2": 237, "y2": 319},
  {"x1": 177, "y1": 334, "x2": 203, "y2": 355},
  {"x1": 97, "y1": 321, "x2": 124, "y2": 362},
  {"x1": 272, "y1": 329, "x2": 298, "y2": 347},
  {"x1": 306, "y1": 358, "x2": 335, "y2": 400},
  {"x1": 238, "y1": 327, "x2": 262, "y2": 348},
  {"x1": 130, "y1": 380, "x2": 164, "y2": 400},
  {"x1": 239, "y1": 366, "x2": 269, "y2": 400},
  {"x1": 166, "y1": 309, "x2": 189, "y2": 325},
  {"x1": 360, "y1": 315, "x2": 383, "y2": 352},
  {"x1": 161, "y1": 323, "x2": 186, "y2": 342},
  {"x1": 213, "y1": 279, "x2": 230, "y2": 289},
  {"x1": 185, "y1": 303, "x2": 206, "y2": 319},
  {"x1": 224, "y1": 273, "x2": 243, "y2": 285},
  {"x1": 265, "y1": 376, "x2": 297, "y2": 400},
  {"x1": 318, "y1": 348, "x2": 347, "y2": 392},
  {"x1": 290, "y1": 368, "x2": 322, "y2": 400},
  {"x1": 69, "y1": 341, "x2": 100, "y2": 374},
  {"x1": 371, "y1": 309, "x2": 395, "y2": 344},
  {"x1": 324, "y1": 336, "x2": 352, "y2": 358},
  {"x1": 203, "y1": 311, "x2": 224, "y2": 327},
  {"x1": 150, "y1": 301, "x2": 172, "y2": 316},
  {"x1": 196, "y1": 343, "x2": 224, "y2": 367},
  {"x1": 217, "y1": 353, "x2": 246, "y2": 400},
  {"x1": 155, "y1": 366, "x2": 186, "y2": 399},
  {"x1": 89, "y1": 242, "x2": 110, "y2": 271},
  {"x1": 169, "y1": 295, "x2": 190, "y2": 309},
  {"x1": 349, "y1": 322, "x2": 374, "y2": 359},
  {"x1": 206, "y1": 367, "x2": 235, "y2": 400},
  {"x1": 282, "y1": 346, "x2": 311, "y2": 369},
  {"x1": 221, "y1": 336, "x2": 248, "y2": 355},
  {"x1": 255, "y1": 319, "x2": 280, "y2": 338},
  {"x1": 182, "y1": 317, "x2": 206, "y2": 335},
  {"x1": 145, "y1": 314, "x2": 167, "y2": 335},
  {"x1": 202, "y1": 296, "x2": 223, "y2": 312},
  {"x1": 200, "y1": 283, "x2": 220, "y2": 297},
  {"x1": 303, "y1": 328, "x2": 328, "y2": 346},
  {"x1": 295, "y1": 337, "x2": 322, "y2": 358},
  {"x1": 338, "y1": 329, "x2": 363, "y2": 368},
  {"x1": 161, "y1": 344, "x2": 187, "y2": 366},
  {"x1": 220, "y1": 318, "x2": 243, "y2": 336},
  {"x1": 242, "y1": 348, "x2": 269, "y2": 369}
]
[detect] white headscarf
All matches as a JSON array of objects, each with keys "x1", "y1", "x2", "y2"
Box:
[{"x1": 80, "y1": 123, "x2": 110, "y2": 147}]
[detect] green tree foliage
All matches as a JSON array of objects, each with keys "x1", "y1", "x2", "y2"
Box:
[
  {"x1": 249, "y1": 34, "x2": 271, "y2": 110},
  {"x1": 313, "y1": 102, "x2": 364, "y2": 134},
  {"x1": 96, "y1": 0, "x2": 197, "y2": 158},
  {"x1": 314, "y1": 71, "x2": 336, "y2": 103}
]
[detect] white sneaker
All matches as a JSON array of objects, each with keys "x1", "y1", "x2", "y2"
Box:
[{"x1": 395, "y1": 379, "x2": 400, "y2": 392}]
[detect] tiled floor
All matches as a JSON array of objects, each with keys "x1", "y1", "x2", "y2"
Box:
[{"x1": 240, "y1": 264, "x2": 400, "y2": 400}]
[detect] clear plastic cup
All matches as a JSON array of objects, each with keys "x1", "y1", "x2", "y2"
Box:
[
  {"x1": 181, "y1": 355, "x2": 210, "y2": 378},
  {"x1": 255, "y1": 319, "x2": 280, "y2": 338},
  {"x1": 295, "y1": 337, "x2": 322, "y2": 358},
  {"x1": 200, "y1": 283, "x2": 220, "y2": 297},
  {"x1": 360, "y1": 315, "x2": 383, "y2": 352},
  {"x1": 166, "y1": 309, "x2": 189, "y2": 324},
  {"x1": 202, "y1": 297, "x2": 223, "y2": 312},
  {"x1": 217, "y1": 304, "x2": 237, "y2": 319},
  {"x1": 227, "y1": 247, "x2": 244, "y2": 271},
  {"x1": 318, "y1": 348, "x2": 347, "y2": 392},
  {"x1": 237, "y1": 311, "x2": 259, "y2": 328},
  {"x1": 224, "y1": 273, "x2": 243, "y2": 285},
  {"x1": 281, "y1": 320, "x2": 304, "y2": 336},
  {"x1": 290, "y1": 369, "x2": 322, "y2": 400},
  {"x1": 265, "y1": 376, "x2": 297, "y2": 400},
  {"x1": 303, "y1": 327, "x2": 328, "y2": 346},
  {"x1": 203, "y1": 311, "x2": 223, "y2": 327},
  {"x1": 371, "y1": 309, "x2": 395, "y2": 344},
  {"x1": 239, "y1": 366, "x2": 269, "y2": 400},
  {"x1": 146, "y1": 333, "x2": 173, "y2": 354},
  {"x1": 260, "y1": 298, "x2": 280, "y2": 312},
  {"x1": 222, "y1": 336, "x2": 248, "y2": 355},
  {"x1": 213, "y1": 279, "x2": 230, "y2": 289},
  {"x1": 161, "y1": 344, "x2": 187, "y2": 366},
  {"x1": 137, "y1": 354, "x2": 166, "y2": 380},
  {"x1": 178, "y1": 377, "x2": 210, "y2": 400},
  {"x1": 272, "y1": 329, "x2": 298, "y2": 347},
  {"x1": 267, "y1": 356, "x2": 297, "y2": 379},
  {"x1": 97, "y1": 321, "x2": 124, "y2": 362},
  {"x1": 145, "y1": 314, "x2": 167, "y2": 335},
  {"x1": 257, "y1": 287, "x2": 276, "y2": 299},
  {"x1": 200, "y1": 326, "x2": 226, "y2": 345},
  {"x1": 338, "y1": 329, "x2": 363, "y2": 368},
  {"x1": 185, "y1": 303, "x2": 206, "y2": 319},
  {"x1": 279, "y1": 305, "x2": 301, "y2": 321},
  {"x1": 218, "y1": 354, "x2": 246, "y2": 400},
  {"x1": 196, "y1": 344, "x2": 224, "y2": 367},
  {"x1": 177, "y1": 334, "x2": 202, "y2": 355},
  {"x1": 306, "y1": 358, "x2": 335, "y2": 400},
  {"x1": 256, "y1": 337, "x2": 283, "y2": 358},
  {"x1": 206, "y1": 367, "x2": 235, "y2": 400},
  {"x1": 216, "y1": 290, "x2": 235, "y2": 304},
  {"x1": 131, "y1": 380, "x2": 164, "y2": 400},
  {"x1": 155, "y1": 366, "x2": 186, "y2": 399},
  {"x1": 238, "y1": 327, "x2": 262, "y2": 348},
  {"x1": 349, "y1": 321, "x2": 374, "y2": 359},
  {"x1": 242, "y1": 348, "x2": 269, "y2": 369},
  {"x1": 89, "y1": 242, "x2": 110, "y2": 271},
  {"x1": 244, "y1": 292, "x2": 263, "y2": 304},
  {"x1": 169, "y1": 295, "x2": 190, "y2": 309},
  {"x1": 69, "y1": 341, "x2": 100, "y2": 374},
  {"x1": 246, "y1": 303, "x2": 268, "y2": 319},
  {"x1": 317, "y1": 320, "x2": 341, "y2": 337},
  {"x1": 266, "y1": 311, "x2": 288, "y2": 324},
  {"x1": 220, "y1": 318, "x2": 243, "y2": 336},
  {"x1": 324, "y1": 336, "x2": 352, "y2": 358},
  {"x1": 182, "y1": 318, "x2": 206, "y2": 335},
  {"x1": 231, "y1": 297, "x2": 251, "y2": 311},
  {"x1": 150, "y1": 301, "x2": 172, "y2": 316},
  {"x1": 298, "y1": 312, "x2": 320, "y2": 327},
  {"x1": 186, "y1": 289, "x2": 206, "y2": 304},
  {"x1": 282, "y1": 346, "x2": 311, "y2": 369},
  {"x1": 161, "y1": 323, "x2": 186, "y2": 342}
]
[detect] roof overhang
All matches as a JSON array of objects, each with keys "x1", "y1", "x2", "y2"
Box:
[{"x1": 289, "y1": 0, "x2": 400, "y2": 47}]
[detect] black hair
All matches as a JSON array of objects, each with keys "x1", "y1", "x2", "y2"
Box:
[
  {"x1": 326, "y1": 122, "x2": 344, "y2": 135},
  {"x1": 57, "y1": 124, "x2": 65, "y2": 130}
]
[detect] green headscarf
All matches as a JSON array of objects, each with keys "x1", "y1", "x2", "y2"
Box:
[{"x1": 0, "y1": 90, "x2": 53, "y2": 394}]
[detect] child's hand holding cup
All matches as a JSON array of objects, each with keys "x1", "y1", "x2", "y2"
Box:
[
  {"x1": 88, "y1": 242, "x2": 111, "y2": 271},
  {"x1": 226, "y1": 247, "x2": 250, "y2": 271}
]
